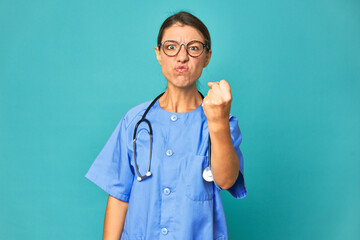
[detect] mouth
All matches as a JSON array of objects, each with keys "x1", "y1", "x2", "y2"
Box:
[{"x1": 175, "y1": 66, "x2": 189, "y2": 73}]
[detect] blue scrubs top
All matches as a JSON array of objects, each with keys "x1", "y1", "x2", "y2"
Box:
[{"x1": 85, "y1": 99, "x2": 247, "y2": 240}]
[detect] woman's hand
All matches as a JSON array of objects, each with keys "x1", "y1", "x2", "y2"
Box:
[{"x1": 202, "y1": 80, "x2": 232, "y2": 124}]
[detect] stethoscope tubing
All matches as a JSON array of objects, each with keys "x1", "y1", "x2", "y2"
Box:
[{"x1": 133, "y1": 91, "x2": 212, "y2": 182}]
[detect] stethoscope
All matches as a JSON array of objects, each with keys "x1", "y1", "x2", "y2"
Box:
[{"x1": 133, "y1": 91, "x2": 214, "y2": 182}]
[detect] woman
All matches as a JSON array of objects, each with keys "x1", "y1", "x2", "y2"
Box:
[{"x1": 85, "y1": 11, "x2": 247, "y2": 240}]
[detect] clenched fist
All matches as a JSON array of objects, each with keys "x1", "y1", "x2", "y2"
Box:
[{"x1": 202, "y1": 80, "x2": 232, "y2": 123}]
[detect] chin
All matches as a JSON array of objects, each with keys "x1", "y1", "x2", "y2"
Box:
[{"x1": 171, "y1": 78, "x2": 197, "y2": 89}]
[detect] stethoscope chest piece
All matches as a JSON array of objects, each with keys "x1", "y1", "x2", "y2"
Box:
[{"x1": 202, "y1": 166, "x2": 214, "y2": 182}]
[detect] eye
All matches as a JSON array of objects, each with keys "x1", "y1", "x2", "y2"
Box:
[
  {"x1": 167, "y1": 45, "x2": 176, "y2": 50},
  {"x1": 189, "y1": 46, "x2": 199, "y2": 51}
]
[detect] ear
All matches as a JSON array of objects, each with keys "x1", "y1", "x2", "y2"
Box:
[
  {"x1": 203, "y1": 49, "x2": 212, "y2": 68},
  {"x1": 155, "y1": 46, "x2": 162, "y2": 66}
]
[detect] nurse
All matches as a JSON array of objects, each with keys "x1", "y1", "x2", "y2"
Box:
[{"x1": 85, "y1": 11, "x2": 247, "y2": 240}]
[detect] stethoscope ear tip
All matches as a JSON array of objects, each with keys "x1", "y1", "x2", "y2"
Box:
[{"x1": 137, "y1": 172, "x2": 152, "y2": 181}]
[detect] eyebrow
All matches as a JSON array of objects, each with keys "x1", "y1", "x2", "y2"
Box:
[{"x1": 162, "y1": 39, "x2": 204, "y2": 43}]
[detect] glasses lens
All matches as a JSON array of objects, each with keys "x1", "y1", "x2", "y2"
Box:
[
  {"x1": 163, "y1": 41, "x2": 179, "y2": 56},
  {"x1": 187, "y1": 41, "x2": 204, "y2": 57}
]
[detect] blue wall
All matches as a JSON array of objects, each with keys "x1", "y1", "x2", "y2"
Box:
[{"x1": 0, "y1": 0, "x2": 359, "y2": 239}]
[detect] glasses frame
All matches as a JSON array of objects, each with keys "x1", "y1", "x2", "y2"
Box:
[{"x1": 159, "y1": 40, "x2": 209, "y2": 57}]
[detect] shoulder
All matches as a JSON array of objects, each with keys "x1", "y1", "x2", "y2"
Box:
[
  {"x1": 122, "y1": 100, "x2": 153, "y2": 129},
  {"x1": 229, "y1": 113, "x2": 239, "y2": 124},
  {"x1": 229, "y1": 113, "x2": 242, "y2": 134},
  {"x1": 228, "y1": 113, "x2": 243, "y2": 142}
]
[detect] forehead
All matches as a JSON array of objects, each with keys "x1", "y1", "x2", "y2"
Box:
[{"x1": 161, "y1": 23, "x2": 205, "y2": 42}]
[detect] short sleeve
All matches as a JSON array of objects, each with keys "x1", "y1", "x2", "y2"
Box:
[
  {"x1": 84, "y1": 116, "x2": 134, "y2": 202},
  {"x1": 214, "y1": 114, "x2": 247, "y2": 199}
]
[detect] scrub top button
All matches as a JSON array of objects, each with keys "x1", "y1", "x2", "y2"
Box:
[
  {"x1": 170, "y1": 114, "x2": 178, "y2": 121},
  {"x1": 161, "y1": 227, "x2": 168, "y2": 235},
  {"x1": 163, "y1": 188, "x2": 171, "y2": 195},
  {"x1": 166, "y1": 149, "x2": 173, "y2": 156}
]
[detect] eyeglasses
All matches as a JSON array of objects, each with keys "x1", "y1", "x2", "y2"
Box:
[{"x1": 159, "y1": 40, "x2": 209, "y2": 57}]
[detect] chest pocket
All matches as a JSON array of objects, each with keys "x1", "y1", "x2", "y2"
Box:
[{"x1": 185, "y1": 155, "x2": 214, "y2": 201}]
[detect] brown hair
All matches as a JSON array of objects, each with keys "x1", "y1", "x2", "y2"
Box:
[{"x1": 157, "y1": 11, "x2": 211, "y2": 51}]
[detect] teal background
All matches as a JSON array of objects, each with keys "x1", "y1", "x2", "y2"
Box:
[{"x1": 0, "y1": 0, "x2": 359, "y2": 239}]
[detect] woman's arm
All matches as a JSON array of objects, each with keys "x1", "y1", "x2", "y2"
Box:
[
  {"x1": 103, "y1": 195, "x2": 129, "y2": 240},
  {"x1": 202, "y1": 80, "x2": 240, "y2": 189},
  {"x1": 207, "y1": 119, "x2": 240, "y2": 189}
]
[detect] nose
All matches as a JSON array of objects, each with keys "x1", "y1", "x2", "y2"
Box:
[{"x1": 176, "y1": 44, "x2": 189, "y2": 62}]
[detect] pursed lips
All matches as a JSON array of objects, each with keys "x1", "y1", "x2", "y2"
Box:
[{"x1": 175, "y1": 66, "x2": 189, "y2": 73}]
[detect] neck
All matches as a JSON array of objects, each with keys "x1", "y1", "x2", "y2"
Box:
[{"x1": 159, "y1": 84, "x2": 203, "y2": 113}]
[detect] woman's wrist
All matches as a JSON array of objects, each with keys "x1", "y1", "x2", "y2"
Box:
[{"x1": 207, "y1": 118, "x2": 230, "y2": 134}]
